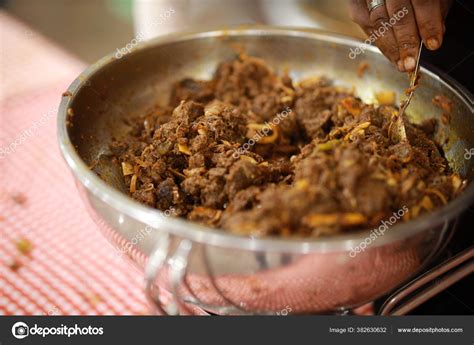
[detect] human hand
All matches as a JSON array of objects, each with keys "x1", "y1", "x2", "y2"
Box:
[{"x1": 349, "y1": 0, "x2": 452, "y2": 71}]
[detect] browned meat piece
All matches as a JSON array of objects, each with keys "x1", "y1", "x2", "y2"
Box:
[
  {"x1": 110, "y1": 55, "x2": 467, "y2": 238},
  {"x1": 214, "y1": 54, "x2": 295, "y2": 120},
  {"x1": 169, "y1": 78, "x2": 215, "y2": 107},
  {"x1": 188, "y1": 206, "x2": 222, "y2": 227},
  {"x1": 132, "y1": 188, "x2": 156, "y2": 208},
  {"x1": 225, "y1": 160, "x2": 262, "y2": 198}
]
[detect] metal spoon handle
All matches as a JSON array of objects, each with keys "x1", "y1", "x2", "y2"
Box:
[{"x1": 399, "y1": 41, "x2": 423, "y2": 117}]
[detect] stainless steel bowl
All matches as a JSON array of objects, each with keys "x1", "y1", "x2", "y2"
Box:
[{"x1": 58, "y1": 27, "x2": 474, "y2": 315}]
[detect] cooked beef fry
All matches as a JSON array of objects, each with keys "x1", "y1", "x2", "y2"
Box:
[{"x1": 110, "y1": 54, "x2": 466, "y2": 237}]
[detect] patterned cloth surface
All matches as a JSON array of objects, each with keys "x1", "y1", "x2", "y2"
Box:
[
  {"x1": 0, "y1": 11, "x2": 150, "y2": 315},
  {"x1": 0, "y1": 12, "x2": 374, "y2": 316}
]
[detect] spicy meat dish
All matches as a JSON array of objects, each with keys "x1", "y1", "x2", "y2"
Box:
[{"x1": 110, "y1": 54, "x2": 466, "y2": 237}]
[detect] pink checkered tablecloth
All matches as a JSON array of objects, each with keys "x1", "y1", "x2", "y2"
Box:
[
  {"x1": 0, "y1": 11, "x2": 376, "y2": 317},
  {"x1": 0, "y1": 11, "x2": 151, "y2": 315}
]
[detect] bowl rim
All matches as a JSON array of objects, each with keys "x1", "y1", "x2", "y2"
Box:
[{"x1": 57, "y1": 26, "x2": 474, "y2": 253}]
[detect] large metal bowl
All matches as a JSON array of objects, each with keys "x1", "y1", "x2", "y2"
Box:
[{"x1": 58, "y1": 27, "x2": 474, "y2": 315}]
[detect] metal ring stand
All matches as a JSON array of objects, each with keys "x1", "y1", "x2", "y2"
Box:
[
  {"x1": 145, "y1": 232, "x2": 473, "y2": 315},
  {"x1": 380, "y1": 247, "x2": 473, "y2": 315},
  {"x1": 168, "y1": 239, "x2": 193, "y2": 315},
  {"x1": 144, "y1": 233, "x2": 171, "y2": 315},
  {"x1": 145, "y1": 234, "x2": 194, "y2": 315}
]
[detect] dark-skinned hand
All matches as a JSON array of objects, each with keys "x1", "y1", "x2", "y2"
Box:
[{"x1": 348, "y1": 0, "x2": 453, "y2": 71}]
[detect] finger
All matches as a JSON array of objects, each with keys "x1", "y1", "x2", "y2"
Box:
[
  {"x1": 349, "y1": 0, "x2": 375, "y2": 36},
  {"x1": 385, "y1": 1, "x2": 421, "y2": 71},
  {"x1": 365, "y1": 0, "x2": 401, "y2": 68},
  {"x1": 411, "y1": 0, "x2": 444, "y2": 50},
  {"x1": 349, "y1": 0, "x2": 371, "y2": 24},
  {"x1": 361, "y1": 26, "x2": 405, "y2": 71},
  {"x1": 350, "y1": 0, "x2": 402, "y2": 70}
]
